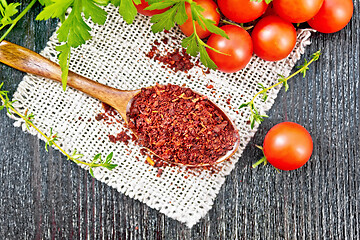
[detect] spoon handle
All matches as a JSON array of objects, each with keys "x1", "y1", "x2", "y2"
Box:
[{"x1": 0, "y1": 40, "x2": 126, "y2": 108}]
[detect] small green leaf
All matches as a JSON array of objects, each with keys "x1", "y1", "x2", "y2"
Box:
[
  {"x1": 82, "y1": 0, "x2": 108, "y2": 25},
  {"x1": 119, "y1": 0, "x2": 138, "y2": 24},
  {"x1": 199, "y1": 45, "x2": 217, "y2": 69},
  {"x1": 239, "y1": 102, "x2": 249, "y2": 109},
  {"x1": 55, "y1": 44, "x2": 71, "y2": 91},
  {"x1": 297, "y1": 58, "x2": 309, "y2": 78},
  {"x1": 89, "y1": 167, "x2": 94, "y2": 177},
  {"x1": 93, "y1": 153, "x2": 102, "y2": 161},
  {"x1": 35, "y1": 0, "x2": 72, "y2": 22},
  {"x1": 106, "y1": 152, "x2": 114, "y2": 163},
  {"x1": 145, "y1": 0, "x2": 176, "y2": 10},
  {"x1": 173, "y1": 2, "x2": 187, "y2": 26},
  {"x1": 181, "y1": 34, "x2": 199, "y2": 56},
  {"x1": 312, "y1": 50, "x2": 321, "y2": 61},
  {"x1": 103, "y1": 163, "x2": 117, "y2": 170},
  {"x1": 283, "y1": 81, "x2": 289, "y2": 92},
  {"x1": 150, "y1": 4, "x2": 178, "y2": 32}
]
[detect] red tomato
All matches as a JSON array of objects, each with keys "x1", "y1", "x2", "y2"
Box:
[
  {"x1": 263, "y1": 122, "x2": 313, "y2": 171},
  {"x1": 179, "y1": 0, "x2": 220, "y2": 39},
  {"x1": 262, "y1": 2, "x2": 278, "y2": 18},
  {"x1": 206, "y1": 25, "x2": 253, "y2": 73},
  {"x1": 251, "y1": 15, "x2": 297, "y2": 61},
  {"x1": 273, "y1": 0, "x2": 324, "y2": 23},
  {"x1": 218, "y1": 0, "x2": 268, "y2": 23},
  {"x1": 307, "y1": 0, "x2": 353, "y2": 33},
  {"x1": 135, "y1": 0, "x2": 168, "y2": 16}
]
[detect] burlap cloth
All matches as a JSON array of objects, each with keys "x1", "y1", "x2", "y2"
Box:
[{"x1": 9, "y1": 5, "x2": 313, "y2": 227}]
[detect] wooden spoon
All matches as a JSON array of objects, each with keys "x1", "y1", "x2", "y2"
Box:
[{"x1": 0, "y1": 40, "x2": 240, "y2": 166}]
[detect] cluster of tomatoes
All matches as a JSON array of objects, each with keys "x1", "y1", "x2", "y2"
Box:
[
  {"x1": 136, "y1": 0, "x2": 353, "y2": 74},
  {"x1": 136, "y1": 0, "x2": 353, "y2": 170}
]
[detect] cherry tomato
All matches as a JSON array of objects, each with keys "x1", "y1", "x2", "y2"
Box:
[
  {"x1": 262, "y1": 2, "x2": 278, "y2": 18},
  {"x1": 307, "y1": 0, "x2": 353, "y2": 33},
  {"x1": 218, "y1": 0, "x2": 268, "y2": 23},
  {"x1": 263, "y1": 122, "x2": 313, "y2": 171},
  {"x1": 135, "y1": 0, "x2": 168, "y2": 16},
  {"x1": 273, "y1": 0, "x2": 324, "y2": 23},
  {"x1": 206, "y1": 25, "x2": 253, "y2": 73},
  {"x1": 179, "y1": 0, "x2": 220, "y2": 39},
  {"x1": 251, "y1": 15, "x2": 297, "y2": 61}
]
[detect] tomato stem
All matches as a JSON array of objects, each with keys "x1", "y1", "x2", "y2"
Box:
[{"x1": 252, "y1": 156, "x2": 267, "y2": 168}]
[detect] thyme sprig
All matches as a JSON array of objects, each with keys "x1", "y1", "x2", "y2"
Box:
[
  {"x1": 240, "y1": 50, "x2": 321, "y2": 129},
  {"x1": 0, "y1": 83, "x2": 118, "y2": 176}
]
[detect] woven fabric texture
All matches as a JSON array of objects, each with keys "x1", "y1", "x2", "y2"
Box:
[{"x1": 9, "y1": 5, "x2": 313, "y2": 227}]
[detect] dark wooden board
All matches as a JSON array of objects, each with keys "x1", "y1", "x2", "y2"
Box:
[{"x1": 0, "y1": 1, "x2": 359, "y2": 239}]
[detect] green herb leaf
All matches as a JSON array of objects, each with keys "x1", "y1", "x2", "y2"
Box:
[
  {"x1": 89, "y1": 167, "x2": 95, "y2": 177},
  {"x1": 181, "y1": 34, "x2": 198, "y2": 56},
  {"x1": 251, "y1": 0, "x2": 273, "y2": 4},
  {"x1": 199, "y1": 45, "x2": 217, "y2": 69},
  {"x1": 239, "y1": 102, "x2": 249, "y2": 109},
  {"x1": 35, "y1": 0, "x2": 73, "y2": 22},
  {"x1": 145, "y1": 0, "x2": 178, "y2": 10},
  {"x1": 119, "y1": 0, "x2": 139, "y2": 24},
  {"x1": 82, "y1": 0, "x2": 108, "y2": 25},
  {"x1": 105, "y1": 152, "x2": 114, "y2": 163},
  {"x1": 150, "y1": 2, "x2": 181, "y2": 32},
  {"x1": 37, "y1": 0, "x2": 54, "y2": 6},
  {"x1": 296, "y1": 59, "x2": 309, "y2": 78},
  {"x1": 45, "y1": 127, "x2": 58, "y2": 152},
  {"x1": 0, "y1": 2, "x2": 21, "y2": 30},
  {"x1": 55, "y1": 43, "x2": 71, "y2": 91},
  {"x1": 70, "y1": 149, "x2": 84, "y2": 160},
  {"x1": 190, "y1": 1, "x2": 227, "y2": 38}
]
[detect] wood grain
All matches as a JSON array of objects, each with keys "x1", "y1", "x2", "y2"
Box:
[{"x1": 0, "y1": 1, "x2": 359, "y2": 239}]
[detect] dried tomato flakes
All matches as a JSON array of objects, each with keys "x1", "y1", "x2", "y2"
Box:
[
  {"x1": 127, "y1": 84, "x2": 239, "y2": 166},
  {"x1": 108, "y1": 131, "x2": 131, "y2": 145}
]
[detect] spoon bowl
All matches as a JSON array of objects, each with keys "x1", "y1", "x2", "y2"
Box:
[{"x1": 0, "y1": 40, "x2": 240, "y2": 166}]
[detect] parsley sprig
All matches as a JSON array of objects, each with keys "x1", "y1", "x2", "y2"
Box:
[
  {"x1": 0, "y1": 0, "x2": 38, "y2": 42},
  {"x1": 147, "y1": 0, "x2": 228, "y2": 69},
  {"x1": 1, "y1": 0, "x2": 226, "y2": 90},
  {"x1": 0, "y1": 82, "x2": 118, "y2": 176},
  {"x1": 240, "y1": 50, "x2": 321, "y2": 129}
]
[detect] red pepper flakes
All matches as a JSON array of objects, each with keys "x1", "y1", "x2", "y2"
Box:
[
  {"x1": 108, "y1": 131, "x2": 131, "y2": 145},
  {"x1": 127, "y1": 84, "x2": 238, "y2": 166},
  {"x1": 146, "y1": 41, "x2": 198, "y2": 73},
  {"x1": 95, "y1": 113, "x2": 105, "y2": 121},
  {"x1": 206, "y1": 84, "x2": 214, "y2": 89},
  {"x1": 156, "y1": 169, "x2": 163, "y2": 177},
  {"x1": 140, "y1": 148, "x2": 147, "y2": 156},
  {"x1": 161, "y1": 37, "x2": 169, "y2": 44}
]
